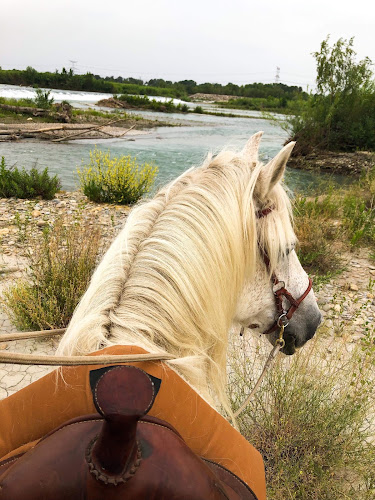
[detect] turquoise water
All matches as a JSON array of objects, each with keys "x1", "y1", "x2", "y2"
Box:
[{"x1": 0, "y1": 85, "x2": 347, "y2": 194}]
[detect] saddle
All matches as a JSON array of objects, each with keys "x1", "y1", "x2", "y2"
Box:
[{"x1": 0, "y1": 365, "x2": 258, "y2": 499}]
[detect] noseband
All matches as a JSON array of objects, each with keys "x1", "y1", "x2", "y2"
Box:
[{"x1": 255, "y1": 206, "x2": 313, "y2": 340}]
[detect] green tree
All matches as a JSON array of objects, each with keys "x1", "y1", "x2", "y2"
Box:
[
  {"x1": 288, "y1": 36, "x2": 375, "y2": 152},
  {"x1": 314, "y1": 36, "x2": 373, "y2": 96}
]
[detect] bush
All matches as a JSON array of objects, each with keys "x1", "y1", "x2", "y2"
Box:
[
  {"x1": 287, "y1": 36, "x2": 375, "y2": 152},
  {"x1": 0, "y1": 157, "x2": 61, "y2": 199},
  {"x1": 229, "y1": 336, "x2": 375, "y2": 499},
  {"x1": 293, "y1": 193, "x2": 343, "y2": 285},
  {"x1": 193, "y1": 105, "x2": 204, "y2": 114},
  {"x1": 77, "y1": 148, "x2": 158, "y2": 205},
  {"x1": 34, "y1": 87, "x2": 54, "y2": 109},
  {"x1": 1, "y1": 218, "x2": 101, "y2": 330}
]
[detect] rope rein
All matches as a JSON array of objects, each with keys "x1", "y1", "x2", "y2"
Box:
[{"x1": 0, "y1": 325, "x2": 284, "y2": 417}]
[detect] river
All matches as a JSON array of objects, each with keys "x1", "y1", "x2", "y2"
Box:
[{"x1": 0, "y1": 84, "x2": 345, "y2": 193}]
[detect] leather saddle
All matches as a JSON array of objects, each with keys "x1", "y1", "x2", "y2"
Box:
[{"x1": 0, "y1": 365, "x2": 258, "y2": 499}]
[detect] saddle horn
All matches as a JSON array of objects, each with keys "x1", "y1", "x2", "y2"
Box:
[
  {"x1": 87, "y1": 365, "x2": 157, "y2": 483},
  {"x1": 0, "y1": 365, "x2": 257, "y2": 499}
]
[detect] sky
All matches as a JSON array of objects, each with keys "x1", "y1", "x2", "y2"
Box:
[{"x1": 1, "y1": 0, "x2": 374, "y2": 90}]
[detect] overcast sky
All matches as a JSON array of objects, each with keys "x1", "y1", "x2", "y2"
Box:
[{"x1": 1, "y1": 0, "x2": 374, "y2": 90}]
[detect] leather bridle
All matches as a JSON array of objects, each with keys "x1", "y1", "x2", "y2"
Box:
[{"x1": 255, "y1": 206, "x2": 313, "y2": 339}]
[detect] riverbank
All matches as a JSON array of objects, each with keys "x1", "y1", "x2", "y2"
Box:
[
  {"x1": 0, "y1": 100, "x2": 178, "y2": 142},
  {"x1": 288, "y1": 150, "x2": 375, "y2": 175}
]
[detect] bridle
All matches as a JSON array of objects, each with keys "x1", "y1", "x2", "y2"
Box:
[
  {"x1": 251, "y1": 205, "x2": 313, "y2": 348},
  {"x1": 231, "y1": 205, "x2": 314, "y2": 418}
]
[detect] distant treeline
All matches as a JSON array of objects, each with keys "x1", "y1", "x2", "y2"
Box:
[{"x1": 0, "y1": 67, "x2": 307, "y2": 101}]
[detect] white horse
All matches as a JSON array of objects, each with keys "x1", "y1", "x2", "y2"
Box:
[{"x1": 57, "y1": 132, "x2": 321, "y2": 418}]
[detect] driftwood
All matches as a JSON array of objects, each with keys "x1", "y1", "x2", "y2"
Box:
[
  {"x1": 0, "y1": 125, "x2": 97, "y2": 136},
  {"x1": 0, "y1": 120, "x2": 135, "y2": 142},
  {"x1": 51, "y1": 117, "x2": 128, "y2": 142}
]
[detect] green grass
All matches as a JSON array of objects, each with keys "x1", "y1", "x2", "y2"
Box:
[{"x1": 0, "y1": 96, "x2": 36, "y2": 107}]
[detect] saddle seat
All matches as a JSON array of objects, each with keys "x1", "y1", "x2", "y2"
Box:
[{"x1": 0, "y1": 345, "x2": 266, "y2": 500}]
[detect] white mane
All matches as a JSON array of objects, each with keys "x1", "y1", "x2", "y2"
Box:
[{"x1": 57, "y1": 141, "x2": 295, "y2": 417}]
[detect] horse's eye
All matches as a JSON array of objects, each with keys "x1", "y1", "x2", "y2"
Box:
[{"x1": 283, "y1": 244, "x2": 296, "y2": 258}]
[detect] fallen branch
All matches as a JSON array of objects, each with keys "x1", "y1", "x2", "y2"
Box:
[
  {"x1": 117, "y1": 124, "x2": 136, "y2": 137},
  {"x1": 51, "y1": 117, "x2": 127, "y2": 142}
]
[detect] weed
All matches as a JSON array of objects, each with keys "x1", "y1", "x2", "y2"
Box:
[
  {"x1": 77, "y1": 148, "x2": 158, "y2": 205},
  {"x1": 33, "y1": 88, "x2": 54, "y2": 109},
  {"x1": 228, "y1": 336, "x2": 375, "y2": 499},
  {"x1": 1, "y1": 218, "x2": 101, "y2": 330},
  {"x1": 293, "y1": 163, "x2": 375, "y2": 282}
]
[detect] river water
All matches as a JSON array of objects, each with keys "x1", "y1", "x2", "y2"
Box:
[{"x1": 0, "y1": 84, "x2": 345, "y2": 193}]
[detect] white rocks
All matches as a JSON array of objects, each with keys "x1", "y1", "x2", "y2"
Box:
[{"x1": 349, "y1": 283, "x2": 359, "y2": 291}]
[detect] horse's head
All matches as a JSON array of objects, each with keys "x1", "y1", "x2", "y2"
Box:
[{"x1": 235, "y1": 132, "x2": 321, "y2": 355}]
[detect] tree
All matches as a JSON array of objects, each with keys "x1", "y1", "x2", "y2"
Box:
[
  {"x1": 288, "y1": 36, "x2": 375, "y2": 152},
  {"x1": 314, "y1": 36, "x2": 373, "y2": 97}
]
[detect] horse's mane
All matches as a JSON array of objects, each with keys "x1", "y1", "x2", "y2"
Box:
[{"x1": 57, "y1": 146, "x2": 295, "y2": 416}]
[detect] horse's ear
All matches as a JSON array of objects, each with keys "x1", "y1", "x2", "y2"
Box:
[
  {"x1": 256, "y1": 141, "x2": 295, "y2": 200},
  {"x1": 242, "y1": 131, "x2": 263, "y2": 162}
]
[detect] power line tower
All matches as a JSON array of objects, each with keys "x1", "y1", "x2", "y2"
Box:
[
  {"x1": 69, "y1": 60, "x2": 78, "y2": 74},
  {"x1": 275, "y1": 67, "x2": 280, "y2": 84}
]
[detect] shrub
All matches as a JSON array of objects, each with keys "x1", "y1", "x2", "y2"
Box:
[
  {"x1": 228, "y1": 336, "x2": 375, "y2": 499},
  {"x1": 0, "y1": 157, "x2": 61, "y2": 199},
  {"x1": 287, "y1": 36, "x2": 375, "y2": 153},
  {"x1": 34, "y1": 87, "x2": 54, "y2": 109},
  {"x1": 293, "y1": 193, "x2": 343, "y2": 285},
  {"x1": 117, "y1": 94, "x2": 186, "y2": 113},
  {"x1": 178, "y1": 103, "x2": 189, "y2": 113},
  {"x1": 1, "y1": 218, "x2": 101, "y2": 330},
  {"x1": 77, "y1": 148, "x2": 158, "y2": 204},
  {"x1": 193, "y1": 106, "x2": 204, "y2": 114}
]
